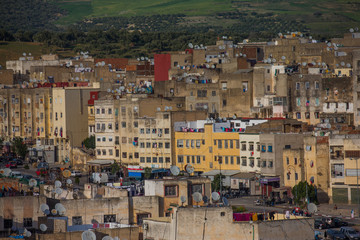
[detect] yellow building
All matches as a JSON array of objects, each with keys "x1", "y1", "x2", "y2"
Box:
[
  {"x1": 175, "y1": 123, "x2": 241, "y2": 173},
  {"x1": 283, "y1": 149, "x2": 304, "y2": 188}
]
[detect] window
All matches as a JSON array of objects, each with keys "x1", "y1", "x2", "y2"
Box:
[
  {"x1": 236, "y1": 141, "x2": 240, "y2": 149},
  {"x1": 237, "y1": 157, "x2": 240, "y2": 165},
  {"x1": 222, "y1": 82, "x2": 227, "y2": 90},
  {"x1": 178, "y1": 155, "x2": 184, "y2": 163},
  {"x1": 134, "y1": 152, "x2": 139, "y2": 158},
  {"x1": 315, "y1": 81, "x2": 319, "y2": 89},
  {"x1": 314, "y1": 112, "x2": 320, "y2": 119},
  {"x1": 261, "y1": 145, "x2": 266, "y2": 152},
  {"x1": 166, "y1": 157, "x2": 171, "y2": 163},
  {"x1": 159, "y1": 157, "x2": 163, "y2": 163},
  {"x1": 109, "y1": 137, "x2": 113, "y2": 142},
  {"x1": 102, "y1": 149, "x2": 106, "y2": 155},
  {"x1": 212, "y1": 91, "x2": 216, "y2": 96},
  {"x1": 164, "y1": 128, "x2": 170, "y2": 134},
  {"x1": 230, "y1": 156, "x2": 234, "y2": 164},
  {"x1": 146, "y1": 142, "x2": 151, "y2": 148},
  {"x1": 249, "y1": 144, "x2": 254, "y2": 151},
  {"x1": 224, "y1": 140, "x2": 228, "y2": 149},
  {"x1": 315, "y1": 98, "x2": 320, "y2": 106},
  {"x1": 121, "y1": 122, "x2": 126, "y2": 128},
  {"x1": 294, "y1": 158, "x2": 297, "y2": 165},
  {"x1": 165, "y1": 185, "x2": 178, "y2": 196},
  {"x1": 108, "y1": 108, "x2": 112, "y2": 114},
  {"x1": 104, "y1": 214, "x2": 116, "y2": 223},
  {"x1": 134, "y1": 121, "x2": 138, "y2": 128},
  {"x1": 230, "y1": 140, "x2": 233, "y2": 149},
  {"x1": 165, "y1": 142, "x2": 170, "y2": 148},
  {"x1": 109, "y1": 149, "x2": 113, "y2": 155},
  {"x1": 146, "y1": 157, "x2": 151, "y2": 163},
  {"x1": 257, "y1": 144, "x2": 260, "y2": 151},
  {"x1": 4, "y1": 219, "x2": 13, "y2": 229},
  {"x1": 268, "y1": 161, "x2": 273, "y2": 168},
  {"x1": 286, "y1": 157, "x2": 289, "y2": 165},
  {"x1": 122, "y1": 152, "x2": 127, "y2": 158},
  {"x1": 191, "y1": 156, "x2": 195, "y2": 164},
  {"x1": 305, "y1": 112, "x2": 310, "y2": 119},
  {"x1": 296, "y1": 112, "x2": 301, "y2": 119},
  {"x1": 262, "y1": 160, "x2": 267, "y2": 168},
  {"x1": 241, "y1": 158, "x2": 247, "y2": 166},
  {"x1": 296, "y1": 82, "x2": 300, "y2": 90},
  {"x1": 305, "y1": 82, "x2": 310, "y2": 89},
  {"x1": 296, "y1": 98, "x2": 301, "y2": 107},
  {"x1": 140, "y1": 128, "x2": 144, "y2": 134},
  {"x1": 164, "y1": 114, "x2": 169, "y2": 119},
  {"x1": 72, "y1": 216, "x2": 82, "y2": 225},
  {"x1": 287, "y1": 173, "x2": 290, "y2": 180},
  {"x1": 115, "y1": 136, "x2": 119, "y2": 144},
  {"x1": 140, "y1": 157, "x2": 145, "y2": 163},
  {"x1": 249, "y1": 159, "x2": 254, "y2": 167},
  {"x1": 186, "y1": 156, "x2": 190, "y2": 163},
  {"x1": 267, "y1": 85, "x2": 271, "y2": 92},
  {"x1": 140, "y1": 142, "x2": 145, "y2": 148},
  {"x1": 146, "y1": 128, "x2": 151, "y2": 134},
  {"x1": 152, "y1": 128, "x2": 157, "y2": 134},
  {"x1": 177, "y1": 140, "x2": 183, "y2": 148},
  {"x1": 97, "y1": 150, "x2": 101, "y2": 155},
  {"x1": 218, "y1": 140, "x2": 222, "y2": 148},
  {"x1": 196, "y1": 140, "x2": 201, "y2": 148},
  {"x1": 295, "y1": 172, "x2": 298, "y2": 181},
  {"x1": 108, "y1": 123, "x2": 112, "y2": 129},
  {"x1": 197, "y1": 90, "x2": 207, "y2": 97},
  {"x1": 196, "y1": 156, "x2": 201, "y2": 164},
  {"x1": 186, "y1": 140, "x2": 190, "y2": 148},
  {"x1": 122, "y1": 137, "x2": 127, "y2": 143},
  {"x1": 225, "y1": 156, "x2": 229, "y2": 164},
  {"x1": 241, "y1": 144, "x2": 246, "y2": 151},
  {"x1": 101, "y1": 108, "x2": 105, "y2": 114},
  {"x1": 222, "y1": 99, "x2": 227, "y2": 107},
  {"x1": 23, "y1": 218, "x2": 32, "y2": 228},
  {"x1": 96, "y1": 108, "x2": 100, "y2": 114},
  {"x1": 153, "y1": 157, "x2": 157, "y2": 163},
  {"x1": 97, "y1": 137, "x2": 101, "y2": 142}
]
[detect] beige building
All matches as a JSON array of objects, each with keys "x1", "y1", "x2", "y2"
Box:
[{"x1": 239, "y1": 133, "x2": 261, "y2": 173}]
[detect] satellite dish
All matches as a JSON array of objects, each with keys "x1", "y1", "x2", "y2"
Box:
[
  {"x1": 243, "y1": 54, "x2": 247, "y2": 57},
  {"x1": 63, "y1": 170, "x2": 71, "y2": 178},
  {"x1": 39, "y1": 224, "x2": 47, "y2": 232},
  {"x1": 307, "y1": 203, "x2": 318, "y2": 213},
  {"x1": 192, "y1": 192, "x2": 203, "y2": 203},
  {"x1": 272, "y1": 58, "x2": 276, "y2": 63},
  {"x1": 82, "y1": 230, "x2": 96, "y2": 240},
  {"x1": 185, "y1": 164, "x2": 194, "y2": 174},
  {"x1": 29, "y1": 178, "x2": 37, "y2": 187},
  {"x1": 102, "y1": 236, "x2": 113, "y2": 240},
  {"x1": 188, "y1": 43, "x2": 193, "y2": 48},
  {"x1": 341, "y1": 62, "x2": 345, "y2": 66},
  {"x1": 40, "y1": 204, "x2": 50, "y2": 213},
  {"x1": 281, "y1": 56, "x2": 286, "y2": 60},
  {"x1": 55, "y1": 188, "x2": 63, "y2": 195},
  {"x1": 107, "y1": 89, "x2": 111, "y2": 93},
  {"x1": 203, "y1": 196, "x2": 208, "y2": 203},
  {"x1": 346, "y1": 63, "x2": 351, "y2": 68},
  {"x1": 222, "y1": 197, "x2": 229, "y2": 206},
  {"x1": 114, "y1": 237, "x2": 120, "y2": 240},
  {"x1": 302, "y1": 62, "x2": 307, "y2": 66},
  {"x1": 170, "y1": 165, "x2": 180, "y2": 176},
  {"x1": 141, "y1": 57, "x2": 145, "y2": 61},
  {"x1": 3, "y1": 168, "x2": 11, "y2": 177},
  {"x1": 211, "y1": 192, "x2": 220, "y2": 201},
  {"x1": 55, "y1": 180, "x2": 62, "y2": 188},
  {"x1": 23, "y1": 52, "x2": 26, "y2": 56},
  {"x1": 137, "y1": 58, "x2": 140, "y2": 61},
  {"x1": 327, "y1": 42, "x2": 332, "y2": 47},
  {"x1": 336, "y1": 64, "x2": 339, "y2": 67},
  {"x1": 180, "y1": 196, "x2": 186, "y2": 203},
  {"x1": 55, "y1": 203, "x2": 64, "y2": 211},
  {"x1": 44, "y1": 209, "x2": 50, "y2": 215},
  {"x1": 51, "y1": 209, "x2": 58, "y2": 215},
  {"x1": 24, "y1": 229, "x2": 31, "y2": 237},
  {"x1": 350, "y1": 28, "x2": 355, "y2": 33}
]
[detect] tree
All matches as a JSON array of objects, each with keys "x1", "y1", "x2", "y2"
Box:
[
  {"x1": 211, "y1": 174, "x2": 225, "y2": 192},
  {"x1": 83, "y1": 135, "x2": 95, "y2": 149},
  {"x1": 292, "y1": 181, "x2": 318, "y2": 205},
  {"x1": 144, "y1": 167, "x2": 152, "y2": 179},
  {"x1": 11, "y1": 137, "x2": 28, "y2": 159},
  {"x1": 110, "y1": 162, "x2": 120, "y2": 175}
]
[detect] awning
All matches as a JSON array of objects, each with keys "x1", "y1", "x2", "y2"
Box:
[
  {"x1": 231, "y1": 172, "x2": 256, "y2": 179},
  {"x1": 260, "y1": 177, "x2": 280, "y2": 184},
  {"x1": 152, "y1": 168, "x2": 168, "y2": 174},
  {"x1": 87, "y1": 159, "x2": 114, "y2": 166}
]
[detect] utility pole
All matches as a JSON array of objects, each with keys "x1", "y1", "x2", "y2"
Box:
[{"x1": 219, "y1": 156, "x2": 222, "y2": 198}]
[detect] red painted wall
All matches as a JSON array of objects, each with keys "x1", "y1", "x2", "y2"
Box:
[{"x1": 154, "y1": 54, "x2": 171, "y2": 82}]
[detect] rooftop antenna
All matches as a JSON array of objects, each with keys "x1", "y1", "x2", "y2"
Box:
[
  {"x1": 40, "y1": 204, "x2": 50, "y2": 215},
  {"x1": 29, "y1": 178, "x2": 37, "y2": 187},
  {"x1": 307, "y1": 203, "x2": 318, "y2": 214},
  {"x1": 211, "y1": 192, "x2": 220, "y2": 202},
  {"x1": 185, "y1": 164, "x2": 194, "y2": 175},
  {"x1": 55, "y1": 188, "x2": 63, "y2": 195},
  {"x1": 170, "y1": 165, "x2": 180, "y2": 176},
  {"x1": 180, "y1": 196, "x2": 186, "y2": 206},
  {"x1": 54, "y1": 180, "x2": 62, "y2": 188},
  {"x1": 192, "y1": 192, "x2": 203, "y2": 207},
  {"x1": 39, "y1": 224, "x2": 47, "y2": 232},
  {"x1": 82, "y1": 230, "x2": 96, "y2": 240},
  {"x1": 102, "y1": 236, "x2": 113, "y2": 240}
]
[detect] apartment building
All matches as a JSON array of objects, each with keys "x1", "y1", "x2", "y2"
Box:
[{"x1": 239, "y1": 133, "x2": 261, "y2": 173}]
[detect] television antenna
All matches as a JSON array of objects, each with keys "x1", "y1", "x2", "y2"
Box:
[
  {"x1": 192, "y1": 192, "x2": 203, "y2": 206},
  {"x1": 29, "y1": 178, "x2": 37, "y2": 187},
  {"x1": 170, "y1": 165, "x2": 180, "y2": 176},
  {"x1": 185, "y1": 164, "x2": 194, "y2": 174},
  {"x1": 82, "y1": 230, "x2": 96, "y2": 240},
  {"x1": 102, "y1": 236, "x2": 113, "y2": 240},
  {"x1": 55, "y1": 188, "x2": 63, "y2": 195},
  {"x1": 211, "y1": 192, "x2": 220, "y2": 202},
  {"x1": 307, "y1": 203, "x2": 317, "y2": 213},
  {"x1": 63, "y1": 170, "x2": 71, "y2": 178},
  {"x1": 180, "y1": 196, "x2": 186, "y2": 206},
  {"x1": 40, "y1": 204, "x2": 50, "y2": 215},
  {"x1": 55, "y1": 180, "x2": 62, "y2": 188},
  {"x1": 39, "y1": 224, "x2": 47, "y2": 232}
]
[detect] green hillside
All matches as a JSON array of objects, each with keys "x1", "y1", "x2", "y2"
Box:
[{"x1": 52, "y1": 0, "x2": 360, "y2": 34}]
